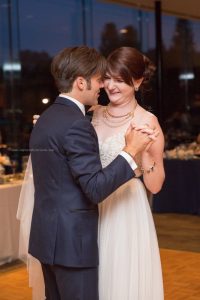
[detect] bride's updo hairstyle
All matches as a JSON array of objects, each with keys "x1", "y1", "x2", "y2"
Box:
[{"x1": 106, "y1": 47, "x2": 155, "y2": 91}]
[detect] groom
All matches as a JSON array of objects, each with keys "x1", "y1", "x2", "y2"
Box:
[{"x1": 29, "y1": 46, "x2": 152, "y2": 300}]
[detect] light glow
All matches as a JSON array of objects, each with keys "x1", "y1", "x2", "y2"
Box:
[
  {"x1": 3, "y1": 62, "x2": 21, "y2": 72},
  {"x1": 42, "y1": 98, "x2": 49, "y2": 104},
  {"x1": 119, "y1": 28, "x2": 128, "y2": 34},
  {"x1": 179, "y1": 72, "x2": 195, "y2": 80}
]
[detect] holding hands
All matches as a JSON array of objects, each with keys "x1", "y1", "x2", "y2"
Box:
[
  {"x1": 123, "y1": 123, "x2": 159, "y2": 157},
  {"x1": 132, "y1": 123, "x2": 159, "y2": 151}
]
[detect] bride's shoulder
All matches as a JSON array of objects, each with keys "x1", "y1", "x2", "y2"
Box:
[
  {"x1": 137, "y1": 105, "x2": 159, "y2": 127},
  {"x1": 89, "y1": 104, "x2": 104, "y2": 112}
]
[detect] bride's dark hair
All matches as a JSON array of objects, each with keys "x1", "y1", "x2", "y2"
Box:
[{"x1": 106, "y1": 47, "x2": 155, "y2": 91}]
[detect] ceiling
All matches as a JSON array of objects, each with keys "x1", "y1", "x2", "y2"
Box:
[{"x1": 102, "y1": 0, "x2": 200, "y2": 20}]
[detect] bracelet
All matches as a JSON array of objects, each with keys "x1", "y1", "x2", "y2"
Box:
[{"x1": 140, "y1": 161, "x2": 156, "y2": 174}]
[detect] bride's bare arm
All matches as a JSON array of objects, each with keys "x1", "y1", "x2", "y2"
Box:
[{"x1": 140, "y1": 115, "x2": 165, "y2": 194}]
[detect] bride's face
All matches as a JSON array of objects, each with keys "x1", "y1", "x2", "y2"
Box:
[{"x1": 104, "y1": 73, "x2": 135, "y2": 105}]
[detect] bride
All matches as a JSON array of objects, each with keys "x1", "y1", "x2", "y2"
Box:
[{"x1": 17, "y1": 47, "x2": 165, "y2": 299}]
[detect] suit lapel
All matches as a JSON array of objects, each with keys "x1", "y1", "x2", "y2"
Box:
[{"x1": 85, "y1": 110, "x2": 93, "y2": 122}]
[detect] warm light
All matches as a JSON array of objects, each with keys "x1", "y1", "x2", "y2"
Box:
[
  {"x1": 119, "y1": 28, "x2": 128, "y2": 34},
  {"x1": 42, "y1": 98, "x2": 49, "y2": 104},
  {"x1": 3, "y1": 62, "x2": 21, "y2": 72},
  {"x1": 179, "y1": 72, "x2": 195, "y2": 80}
]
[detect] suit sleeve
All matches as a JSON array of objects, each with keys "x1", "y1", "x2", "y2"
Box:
[{"x1": 63, "y1": 119, "x2": 135, "y2": 204}]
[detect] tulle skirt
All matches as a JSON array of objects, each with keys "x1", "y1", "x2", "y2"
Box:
[
  {"x1": 98, "y1": 178, "x2": 164, "y2": 300},
  {"x1": 17, "y1": 158, "x2": 46, "y2": 300}
]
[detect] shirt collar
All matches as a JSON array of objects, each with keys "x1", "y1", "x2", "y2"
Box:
[{"x1": 59, "y1": 94, "x2": 85, "y2": 115}]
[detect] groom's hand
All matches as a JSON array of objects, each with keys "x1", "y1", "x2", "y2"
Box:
[
  {"x1": 33, "y1": 115, "x2": 40, "y2": 125},
  {"x1": 130, "y1": 123, "x2": 159, "y2": 151},
  {"x1": 123, "y1": 126, "x2": 152, "y2": 158}
]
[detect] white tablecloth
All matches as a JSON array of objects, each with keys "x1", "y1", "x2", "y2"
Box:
[{"x1": 0, "y1": 181, "x2": 22, "y2": 265}]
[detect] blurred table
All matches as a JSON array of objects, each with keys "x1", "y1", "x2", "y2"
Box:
[
  {"x1": 0, "y1": 181, "x2": 22, "y2": 265},
  {"x1": 153, "y1": 159, "x2": 200, "y2": 215}
]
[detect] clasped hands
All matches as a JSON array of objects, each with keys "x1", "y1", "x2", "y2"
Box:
[
  {"x1": 132, "y1": 122, "x2": 159, "y2": 141},
  {"x1": 124, "y1": 123, "x2": 159, "y2": 156}
]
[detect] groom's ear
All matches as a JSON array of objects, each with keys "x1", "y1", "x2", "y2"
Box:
[{"x1": 76, "y1": 76, "x2": 87, "y2": 91}]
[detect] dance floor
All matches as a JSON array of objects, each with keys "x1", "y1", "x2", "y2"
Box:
[
  {"x1": 1, "y1": 213, "x2": 200, "y2": 299},
  {"x1": 0, "y1": 248, "x2": 200, "y2": 300},
  {"x1": 161, "y1": 249, "x2": 200, "y2": 299}
]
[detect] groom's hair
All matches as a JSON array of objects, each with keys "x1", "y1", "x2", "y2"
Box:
[{"x1": 51, "y1": 46, "x2": 107, "y2": 93}]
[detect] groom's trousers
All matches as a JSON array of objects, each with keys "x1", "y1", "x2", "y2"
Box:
[{"x1": 41, "y1": 263, "x2": 99, "y2": 300}]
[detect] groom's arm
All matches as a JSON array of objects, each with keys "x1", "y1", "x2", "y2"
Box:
[{"x1": 63, "y1": 119, "x2": 135, "y2": 204}]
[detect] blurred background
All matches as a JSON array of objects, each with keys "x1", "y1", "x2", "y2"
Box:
[{"x1": 0, "y1": 0, "x2": 200, "y2": 161}]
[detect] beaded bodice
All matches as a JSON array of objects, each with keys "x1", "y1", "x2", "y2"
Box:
[{"x1": 98, "y1": 131, "x2": 126, "y2": 168}]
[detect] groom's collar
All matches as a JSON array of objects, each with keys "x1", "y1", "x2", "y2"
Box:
[{"x1": 55, "y1": 94, "x2": 85, "y2": 115}]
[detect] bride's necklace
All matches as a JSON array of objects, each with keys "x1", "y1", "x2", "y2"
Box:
[
  {"x1": 105, "y1": 107, "x2": 134, "y2": 118},
  {"x1": 103, "y1": 100, "x2": 137, "y2": 128}
]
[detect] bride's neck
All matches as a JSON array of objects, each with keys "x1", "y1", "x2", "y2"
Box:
[{"x1": 108, "y1": 98, "x2": 137, "y2": 114}]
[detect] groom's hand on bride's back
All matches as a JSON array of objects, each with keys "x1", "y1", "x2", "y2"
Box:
[{"x1": 33, "y1": 115, "x2": 40, "y2": 125}]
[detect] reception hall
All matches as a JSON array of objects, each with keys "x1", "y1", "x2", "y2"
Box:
[{"x1": 0, "y1": 0, "x2": 200, "y2": 299}]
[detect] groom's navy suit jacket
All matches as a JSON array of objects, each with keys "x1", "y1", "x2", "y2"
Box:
[{"x1": 29, "y1": 96, "x2": 134, "y2": 268}]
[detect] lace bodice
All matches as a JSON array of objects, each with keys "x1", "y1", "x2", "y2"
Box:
[{"x1": 98, "y1": 131, "x2": 126, "y2": 168}]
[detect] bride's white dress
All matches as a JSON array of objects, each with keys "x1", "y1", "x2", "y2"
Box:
[
  {"x1": 98, "y1": 131, "x2": 164, "y2": 300},
  {"x1": 17, "y1": 159, "x2": 45, "y2": 300},
  {"x1": 17, "y1": 128, "x2": 164, "y2": 300}
]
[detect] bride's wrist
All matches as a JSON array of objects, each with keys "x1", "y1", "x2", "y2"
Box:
[
  {"x1": 140, "y1": 161, "x2": 156, "y2": 174},
  {"x1": 140, "y1": 153, "x2": 155, "y2": 174}
]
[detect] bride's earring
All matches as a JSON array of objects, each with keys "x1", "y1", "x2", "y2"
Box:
[{"x1": 135, "y1": 86, "x2": 139, "y2": 92}]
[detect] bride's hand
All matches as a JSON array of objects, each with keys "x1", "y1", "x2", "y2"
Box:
[
  {"x1": 130, "y1": 123, "x2": 159, "y2": 151},
  {"x1": 131, "y1": 123, "x2": 159, "y2": 140}
]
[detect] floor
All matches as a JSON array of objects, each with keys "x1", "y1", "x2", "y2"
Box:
[
  {"x1": 0, "y1": 213, "x2": 200, "y2": 300},
  {"x1": 153, "y1": 213, "x2": 200, "y2": 253},
  {"x1": 161, "y1": 249, "x2": 200, "y2": 299}
]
